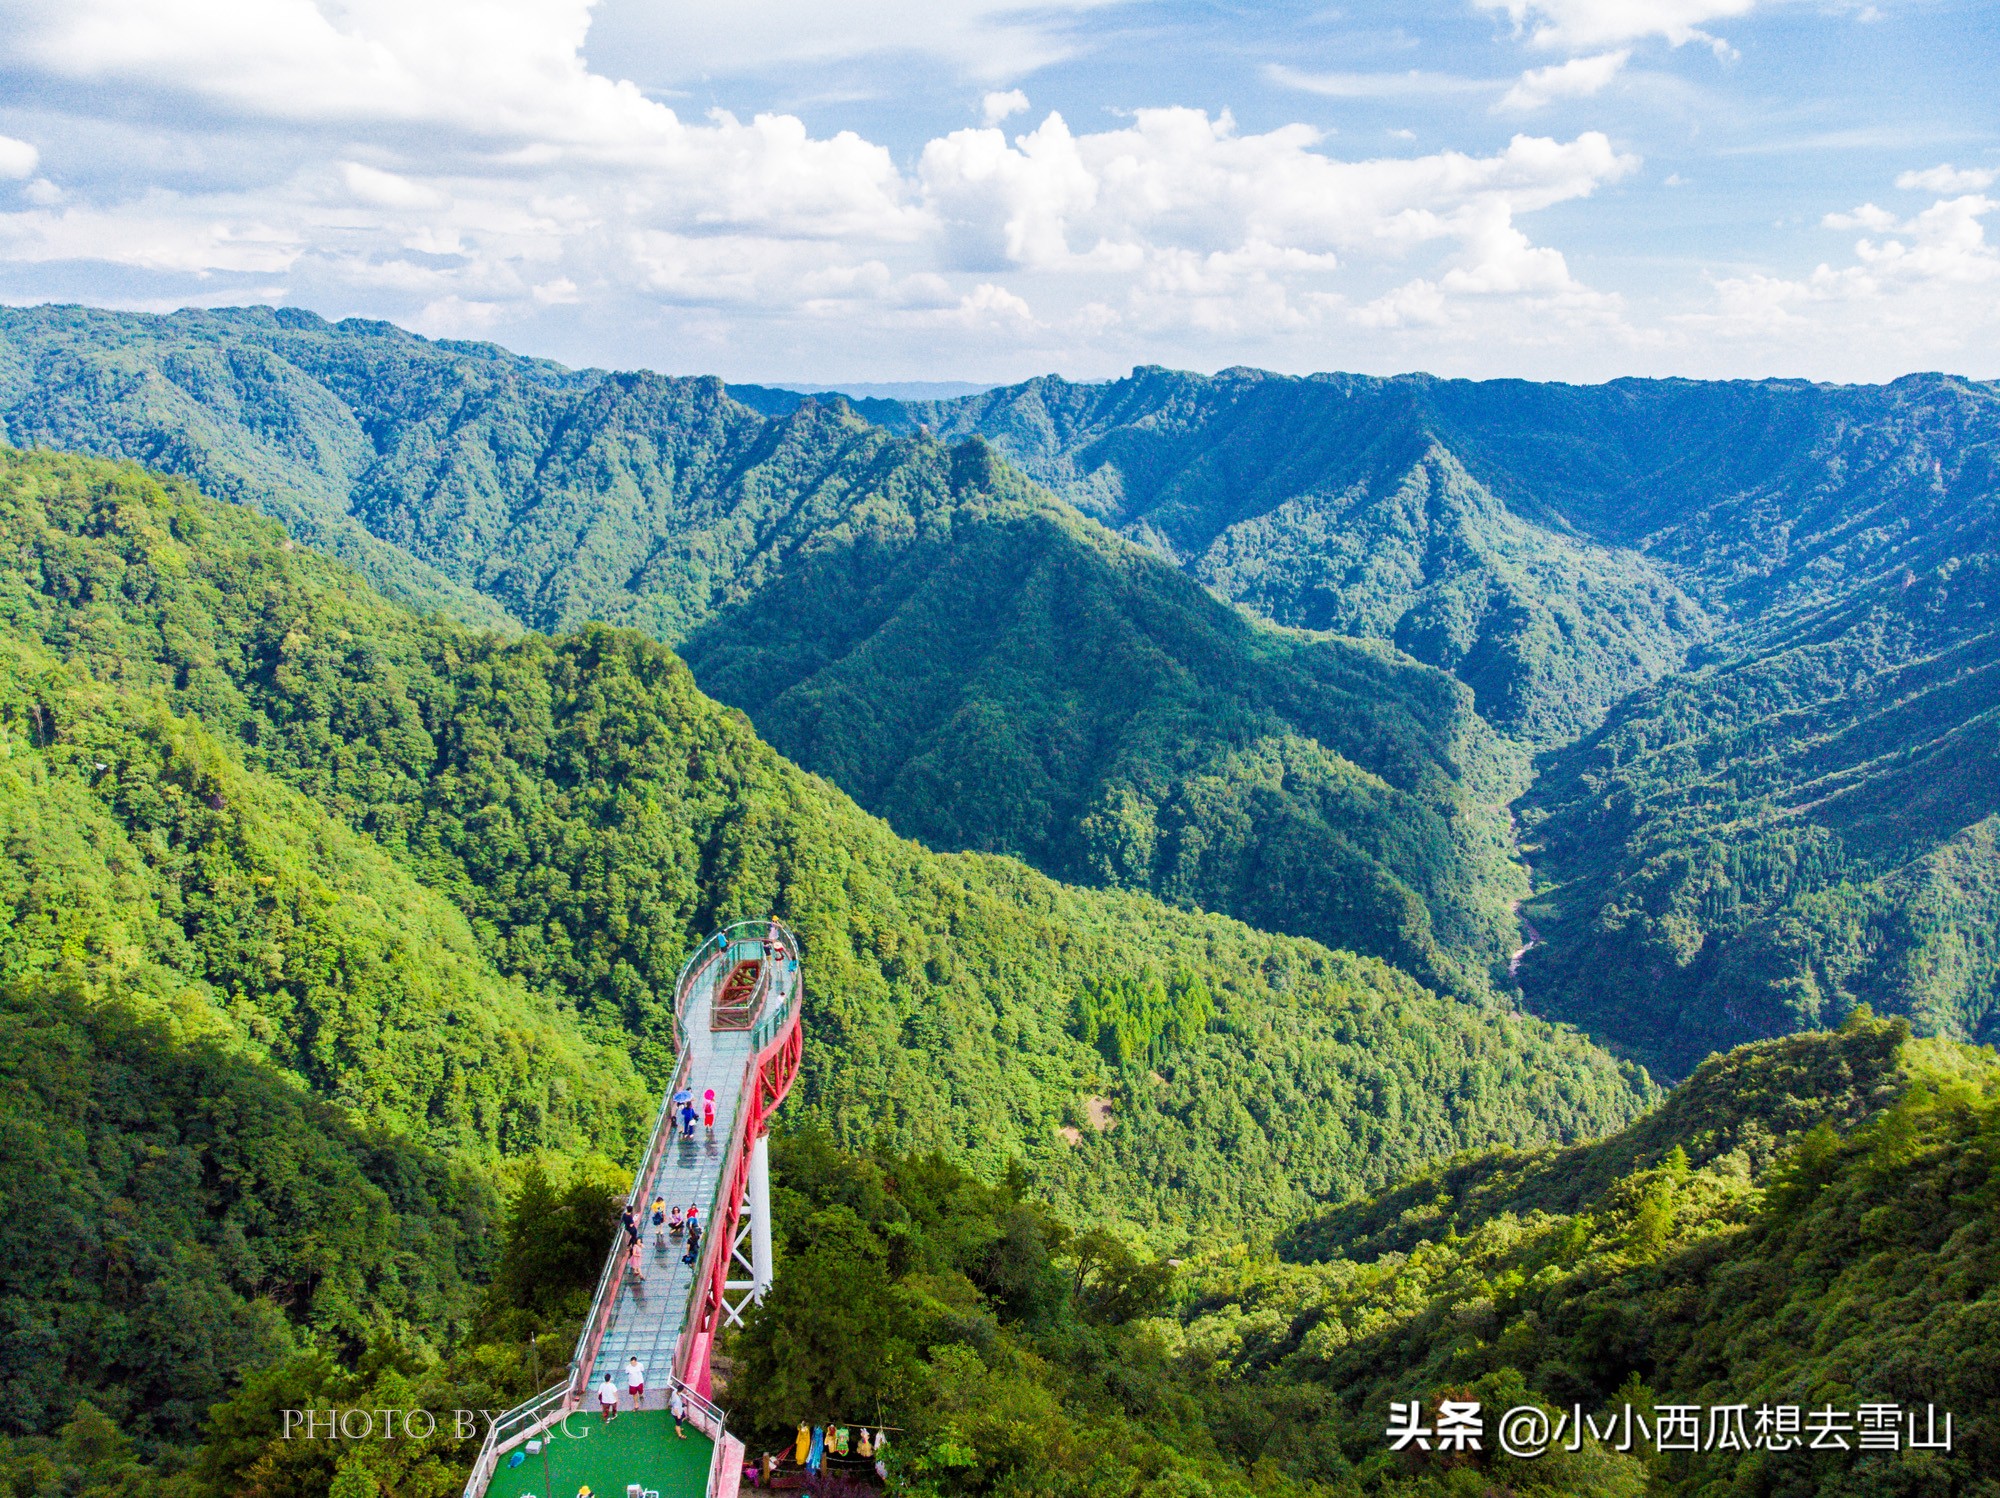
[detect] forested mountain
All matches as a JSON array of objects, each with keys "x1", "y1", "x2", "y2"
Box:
[
  {"x1": 877, "y1": 368, "x2": 1714, "y2": 746},
  {"x1": 0, "y1": 445, "x2": 1649, "y2": 1464},
  {"x1": 10, "y1": 303, "x2": 2000, "y2": 1077},
  {"x1": 0, "y1": 306, "x2": 1530, "y2": 995},
  {"x1": 847, "y1": 367, "x2": 2000, "y2": 1072},
  {"x1": 1171, "y1": 1011, "x2": 2000, "y2": 1496},
  {"x1": 1520, "y1": 549, "x2": 2000, "y2": 1074},
  {"x1": 878, "y1": 369, "x2": 2000, "y2": 734},
  {"x1": 616, "y1": 1013, "x2": 2000, "y2": 1498}
]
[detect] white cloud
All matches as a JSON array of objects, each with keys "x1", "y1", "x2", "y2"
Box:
[
  {"x1": 1686, "y1": 177, "x2": 2000, "y2": 372},
  {"x1": 1896, "y1": 164, "x2": 1996, "y2": 194},
  {"x1": 1475, "y1": 0, "x2": 1756, "y2": 51},
  {"x1": 0, "y1": 199, "x2": 302, "y2": 273},
  {"x1": 1266, "y1": 64, "x2": 1494, "y2": 99},
  {"x1": 919, "y1": 109, "x2": 1636, "y2": 273},
  {"x1": 982, "y1": 89, "x2": 1029, "y2": 125},
  {"x1": 588, "y1": 0, "x2": 1133, "y2": 84},
  {"x1": 1499, "y1": 49, "x2": 1630, "y2": 110},
  {"x1": 340, "y1": 161, "x2": 446, "y2": 210},
  {"x1": 0, "y1": 136, "x2": 38, "y2": 179},
  {"x1": 14, "y1": 0, "x2": 1969, "y2": 381}
]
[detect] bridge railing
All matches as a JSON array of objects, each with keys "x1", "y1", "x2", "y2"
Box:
[
  {"x1": 673, "y1": 926, "x2": 804, "y2": 1393},
  {"x1": 566, "y1": 1022, "x2": 697, "y2": 1401},
  {"x1": 458, "y1": 1380, "x2": 572, "y2": 1498}
]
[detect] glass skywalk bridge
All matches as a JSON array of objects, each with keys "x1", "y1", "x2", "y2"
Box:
[{"x1": 462, "y1": 919, "x2": 805, "y2": 1498}]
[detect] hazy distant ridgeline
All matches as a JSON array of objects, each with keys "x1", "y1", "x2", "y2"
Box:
[{"x1": 874, "y1": 367, "x2": 2000, "y2": 736}]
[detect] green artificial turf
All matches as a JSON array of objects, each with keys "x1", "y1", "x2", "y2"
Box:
[{"x1": 483, "y1": 1410, "x2": 714, "y2": 1498}]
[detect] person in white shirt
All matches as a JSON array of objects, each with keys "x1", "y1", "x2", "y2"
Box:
[
  {"x1": 598, "y1": 1373, "x2": 619, "y2": 1422},
  {"x1": 669, "y1": 1387, "x2": 688, "y2": 1439},
  {"x1": 626, "y1": 1357, "x2": 646, "y2": 1403}
]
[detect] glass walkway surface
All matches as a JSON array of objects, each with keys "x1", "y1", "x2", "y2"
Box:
[
  {"x1": 481, "y1": 1411, "x2": 713, "y2": 1498},
  {"x1": 461, "y1": 919, "x2": 804, "y2": 1498},
  {"x1": 586, "y1": 961, "x2": 759, "y2": 1390}
]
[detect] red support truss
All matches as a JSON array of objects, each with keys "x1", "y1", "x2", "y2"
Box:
[{"x1": 674, "y1": 959, "x2": 803, "y2": 1398}]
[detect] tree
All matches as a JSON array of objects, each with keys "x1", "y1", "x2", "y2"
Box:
[{"x1": 734, "y1": 1206, "x2": 911, "y2": 1428}]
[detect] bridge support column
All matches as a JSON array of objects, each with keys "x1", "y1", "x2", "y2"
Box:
[{"x1": 749, "y1": 1132, "x2": 774, "y2": 1298}]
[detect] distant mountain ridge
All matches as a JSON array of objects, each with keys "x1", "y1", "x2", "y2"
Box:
[
  {"x1": 9, "y1": 303, "x2": 2000, "y2": 1072},
  {"x1": 887, "y1": 364, "x2": 2000, "y2": 1070},
  {"x1": 0, "y1": 305, "x2": 1527, "y2": 996}
]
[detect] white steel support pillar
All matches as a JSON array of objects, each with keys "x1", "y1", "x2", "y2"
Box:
[{"x1": 749, "y1": 1132, "x2": 774, "y2": 1298}]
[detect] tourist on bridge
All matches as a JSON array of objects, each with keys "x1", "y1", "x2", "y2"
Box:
[
  {"x1": 626, "y1": 1357, "x2": 645, "y2": 1405},
  {"x1": 702, "y1": 1088, "x2": 716, "y2": 1135},
  {"x1": 680, "y1": 1099, "x2": 698, "y2": 1140},
  {"x1": 620, "y1": 1206, "x2": 640, "y2": 1244},
  {"x1": 597, "y1": 1374, "x2": 619, "y2": 1423},
  {"x1": 628, "y1": 1237, "x2": 646, "y2": 1282},
  {"x1": 668, "y1": 1203, "x2": 684, "y2": 1236},
  {"x1": 670, "y1": 1387, "x2": 688, "y2": 1439}
]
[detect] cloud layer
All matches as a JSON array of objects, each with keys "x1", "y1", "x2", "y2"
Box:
[{"x1": 0, "y1": 0, "x2": 1991, "y2": 381}]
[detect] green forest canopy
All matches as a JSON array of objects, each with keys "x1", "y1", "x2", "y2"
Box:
[{"x1": 0, "y1": 442, "x2": 1653, "y2": 1478}]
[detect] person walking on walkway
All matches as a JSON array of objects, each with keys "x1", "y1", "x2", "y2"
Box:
[
  {"x1": 670, "y1": 1387, "x2": 688, "y2": 1440},
  {"x1": 628, "y1": 1238, "x2": 646, "y2": 1282},
  {"x1": 597, "y1": 1374, "x2": 619, "y2": 1423},
  {"x1": 702, "y1": 1088, "x2": 716, "y2": 1136},
  {"x1": 627, "y1": 1357, "x2": 646, "y2": 1408}
]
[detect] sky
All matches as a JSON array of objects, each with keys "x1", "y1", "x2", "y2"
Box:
[{"x1": 0, "y1": 0, "x2": 1994, "y2": 386}]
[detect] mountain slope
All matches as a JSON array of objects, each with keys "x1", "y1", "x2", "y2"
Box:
[
  {"x1": 21, "y1": 308, "x2": 2000, "y2": 1077},
  {"x1": 884, "y1": 366, "x2": 2000, "y2": 1071},
  {"x1": 1520, "y1": 549, "x2": 2000, "y2": 1074},
  {"x1": 681, "y1": 444, "x2": 1526, "y2": 995},
  {"x1": 0, "y1": 443, "x2": 1650, "y2": 1238},
  {"x1": 0, "y1": 306, "x2": 1530, "y2": 995},
  {"x1": 886, "y1": 367, "x2": 1712, "y2": 745},
  {"x1": 1178, "y1": 1013, "x2": 2000, "y2": 1495}
]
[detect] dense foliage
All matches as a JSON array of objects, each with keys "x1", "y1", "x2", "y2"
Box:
[
  {"x1": 1521, "y1": 549, "x2": 2000, "y2": 1074},
  {"x1": 1169, "y1": 1013, "x2": 2000, "y2": 1496},
  {"x1": 724, "y1": 1128, "x2": 1261, "y2": 1498},
  {"x1": 0, "y1": 978, "x2": 495, "y2": 1449},
  {"x1": 677, "y1": 461, "x2": 1525, "y2": 995},
  {"x1": 680, "y1": 1017, "x2": 2000, "y2": 1498},
  {"x1": 860, "y1": 368, "x2": 1711, "y2": 746},
  {"x1": 1073, "y1": 971, "x2": 1214, "y2": 1073},
  {"x1": 877, "y1": 365, "x2": 2000, "y2": 1073},
  {"x1": 0, "y1": 444, "x2": 1644, "y2": 1231},
  {"x1": 0, "y1": 305, "x2": 1531, "y2": 996},
  {"x1": 6, "y1": 312, "x2": 1997, "y2": 1498}
]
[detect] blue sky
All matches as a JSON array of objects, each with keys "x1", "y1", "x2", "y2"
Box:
[{"x1": 0, "y1": 0, "x2": 1994, "y2": 384}]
